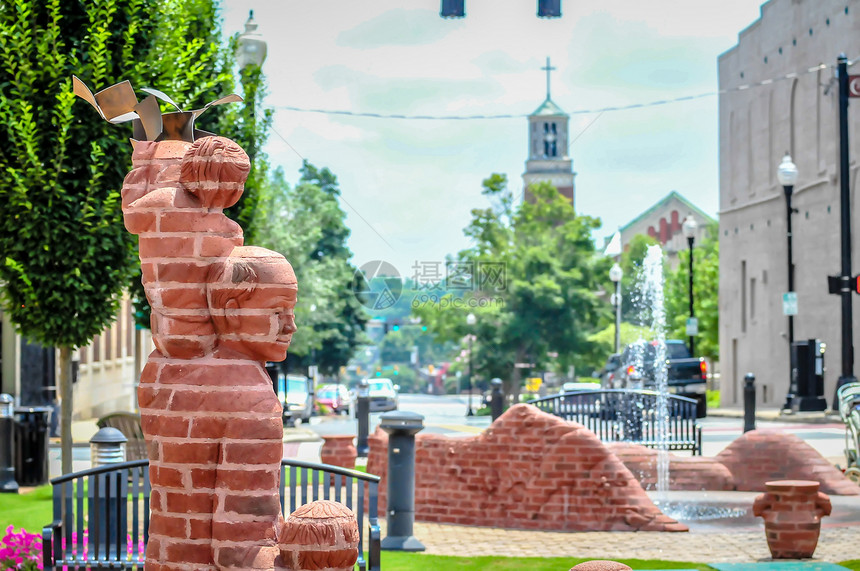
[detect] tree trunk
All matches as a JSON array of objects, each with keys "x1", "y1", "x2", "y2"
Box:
[{"x1": 59, "y1": 345, "x2": 73, "y2": 475}]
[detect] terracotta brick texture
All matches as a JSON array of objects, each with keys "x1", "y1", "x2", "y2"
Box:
[
  {"x1": 606, "y1": 442, "x2": 734, "y2": 491},
  {"x1": 716, "y1": 429, "x2": 859, "y2": 495},
  {"x1": 319, "y1": 435, "x2": 357, "y2": 471},
  {"x1": 367, "y1": 404, "x2": 688, "y2": 532},
  {"x1": 279, "y1": 500, "x2": 359, "y2": 571},
  {"x1": 753, "y1": 480, "x2": 832, "y2": 559},
  {"x1": 121, "y1": 136, "x2": 304, "y2": 570}
]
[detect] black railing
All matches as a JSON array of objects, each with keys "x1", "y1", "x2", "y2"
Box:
[
  {"x1": 528, "y1": 389, "x2": 702, "y2": 454},
  {"x1": 43, "y1": 459, "x2": 380, "y2": 571}
]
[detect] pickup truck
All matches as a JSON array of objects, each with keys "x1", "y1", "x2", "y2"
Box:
[{"x1": 616, "y1": 339, "x2": 708, "y2": 417}]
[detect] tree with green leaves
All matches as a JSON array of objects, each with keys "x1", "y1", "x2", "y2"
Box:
[
  {"x1": 0, "y1": 0, "x2": 270, "y2": 474},
  {"x1": 664, "y1": 223, "x2": 719, "y2": 361},
  {"x1": 0, "y1": 0, "x2": 158, "y2": 474},
  {"x1": 253, "y1": 163, "x2": 367, "y2": 377},
  {"x1": 414, "y1": 174, "x2": 610, "y2": 401}
]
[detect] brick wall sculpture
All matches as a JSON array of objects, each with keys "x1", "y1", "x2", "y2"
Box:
[
  {"x1": 74, "y1": 79, "x2": 356, "y2": 571},
  {"x1": 606, "y1": 442, "x2": 734, "y2": 491},
  {"x1": 716, "y1": 429, "x2": 859, "y2": 496},
  {"x1": 367, "y1": 404, "x2": 688, "y2": 532}
]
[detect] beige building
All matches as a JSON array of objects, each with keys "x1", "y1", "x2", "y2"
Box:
[
  {"x1": 1, "y1": 295, "x2": 152, "y2": 420},
  {"x1": 718, "y1": 0, "x2": 860, "y2": 408}
]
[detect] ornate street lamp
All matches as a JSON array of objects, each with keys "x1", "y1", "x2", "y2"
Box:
[
  {"x1": 466, "y1": 313, "x2": 477, "y2": 416},
  {"x1": 777, "y1": 152, "x2": 798, "y2": 408},
  {"x1": 682, "y1": 215, "x2": 698, "y2": 355},
  {"x1": 609, "y1": 263, "x2": 623, "y2": 354},
  {"x1": 237, "y1": 11, "x2": 267, "y2": 69},
  {"x1": 236, "y1": 11, "x2": 267, "y2": 165}
]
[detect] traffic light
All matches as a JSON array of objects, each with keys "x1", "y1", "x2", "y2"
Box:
[
  {"x1": 392, "y1": 324, "x2": 400, "y2": 332},
  {"x1": 421, "y1": 325, "x2": 428, "y2": 332},
  {"x1": 393, "y1": 365, "x2": 399, "y2": 376}
]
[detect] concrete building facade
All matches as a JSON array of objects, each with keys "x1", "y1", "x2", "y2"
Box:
[{"x1": 718, "y1": 0, "x2": 860, "y2": 408}]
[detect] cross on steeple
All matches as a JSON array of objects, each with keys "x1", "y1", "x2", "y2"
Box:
[{"x1": 541, "y1": 56, "x2": 556, "y2": 100}]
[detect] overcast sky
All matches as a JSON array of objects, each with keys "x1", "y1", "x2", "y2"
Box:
[{"x1": 220, "y1": 0, "x2": 765, "y2": 276}]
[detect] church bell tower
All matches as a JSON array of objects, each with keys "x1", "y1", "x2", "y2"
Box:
[{"x1": 522, "y1": 57, "x2": 575, "y2": 207}]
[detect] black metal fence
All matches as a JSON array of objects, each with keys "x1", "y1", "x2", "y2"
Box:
[
  {"x1": 527, "y1": 389, "x2": 702, "y2": 454},
  {"x1": 43, "y1": 459, "x2": 380, "y2": 571}
]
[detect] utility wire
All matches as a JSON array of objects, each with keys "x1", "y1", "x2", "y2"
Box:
[{"x1": 266, "y1": 60, "x2": 846, "y2": 122}]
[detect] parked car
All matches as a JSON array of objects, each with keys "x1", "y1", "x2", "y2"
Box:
[
  {"x1": 598, "y1": 353, "x2": 623, "y2": 389},
  {"x1": 315, "y1": 384, "x2": 352, "y2": 415},
  {"x1": 557, "y1": 381, "x2": 602, "y2": 410},
  {"x1": 277, "y1": 374, "x2": 314, "y2": 426},
  {"x1": 616, "y1": 339, "x2": 708, "y2": 417},
  {"x1": 367, "y1": 378, "x2": 399, "y2": 412}
]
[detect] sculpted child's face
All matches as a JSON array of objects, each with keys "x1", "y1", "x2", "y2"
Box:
[{"x1": 209, "y1": 249, "x2": 299, "y2": 363}]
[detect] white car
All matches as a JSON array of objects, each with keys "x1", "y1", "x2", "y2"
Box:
[
  {"x1": 277, "y1": 374, "x2": 314, "y2": 426},
  {"x1": 367, "y1": 378, "x2": 399, "y2": 412}
]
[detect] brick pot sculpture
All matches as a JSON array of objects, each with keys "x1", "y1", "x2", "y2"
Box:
[
  {"x1": 320, "y1": 435, "x2": 357, "y2": 470},
  {"x1": 752, "y1": 480, "x2": 832, "y2": 559},
  {"x1": 279, "y1": 500, "x2": 359, "y2": 571}
]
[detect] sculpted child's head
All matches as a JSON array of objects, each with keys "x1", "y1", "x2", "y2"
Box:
[{"x1": 207, "y1": 246, "x2": 298, "y2": 362}]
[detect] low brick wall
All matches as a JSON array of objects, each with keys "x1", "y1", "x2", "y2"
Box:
[
  {"x1": 368, "y1": 404, "x2": 687, "y2": 532},
  {"x1": 606, "y1": 442, "x2": 734, "y2": 491},
  {"x1": 716, "y1": 429, "x2": 859, "y2": 495}
]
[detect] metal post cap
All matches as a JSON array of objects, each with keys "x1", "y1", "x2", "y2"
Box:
[
  {"x1": 379, "y1": 411, "x2": 424, "y2": 432},
  {"x1": 0, "y1": 394, "x2": 13, "y2": 418},
  {"x1": 491, "y1": 378, "x2": 503, "y2": 387},
  {"x1": 744, "y1": 373, "x2": 756, "y2": 382},
  {"x1": 89, "y1": 426, "x2": 128, "y2": 445}
]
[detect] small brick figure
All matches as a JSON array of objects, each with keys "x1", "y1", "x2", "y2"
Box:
[{"x1": 279, "y1": 500, "x2": 359, "y2": 571}]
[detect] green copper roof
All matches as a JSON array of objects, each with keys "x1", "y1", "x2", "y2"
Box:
[
  {"x1": 531, "y1": 97, "x2": 567, "y2": 117},
  {"x1": 620, "y1": 191, "x2": 716, "y2": 233}
]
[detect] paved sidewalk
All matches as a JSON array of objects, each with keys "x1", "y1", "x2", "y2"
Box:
[{"x1": 402, "y1": 522, "x2": 859, "y2": 563}]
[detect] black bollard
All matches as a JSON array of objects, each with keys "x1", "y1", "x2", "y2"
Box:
[
  {"x1": 744, "y1": 373, "x2": 756, "y2": 433},
  {"x1": 356, "y1": 379, "x2": 370, "y2": 457},
  {"x1": 379, "y1": 411, "x2": 425, "y2": 552},
  {"x1": 490, "y1": 378, "x2": 504, "y2": 421},
  {"x1": 0, "y1": 394, "x2": 18, "y2": 493}
]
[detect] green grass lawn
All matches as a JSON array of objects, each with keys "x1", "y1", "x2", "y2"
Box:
[
  {"x1": 0, "y1": 485, "x2": 53, "y2": 534},
  {"x1": 5, "y1": 486, "x2": 859, "y2": 571},
  {"x1": 380, "y1": 553, "x2": 713, "y2": 571}
]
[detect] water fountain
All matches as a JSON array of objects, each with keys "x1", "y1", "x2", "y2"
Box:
[{"x1": 633, "y1": 245, "x2": 751, "y2": 526}]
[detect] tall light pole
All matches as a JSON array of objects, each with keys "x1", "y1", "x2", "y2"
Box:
[
  {"x1": 609, "y1": 264, "x2": 623, "y2": 354},
  {"x1": 236, "y1": 11, "x2": 267, "y2": 164},
  {"x1": 777, "y1": 153, "x2": 798, "y2": 408},
  {"x1": 466, "y1": 313, "x2": 477, "y2": 416},
  {"x1": 682, "y1": 216, "x2": 698, "y2": 355},
  {"x1": 835, "y1": 54, "x2": 857, "y2": 397}
]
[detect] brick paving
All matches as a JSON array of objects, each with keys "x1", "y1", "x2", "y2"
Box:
[{"x1": 385, "y1": 521, "x2": 860, "y2": 563}]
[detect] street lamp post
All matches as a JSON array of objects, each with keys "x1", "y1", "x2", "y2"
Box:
[
  {"x1": 609, "y1": 264, "x2": 623, "y2": 354},
  {"x1": 682, "y1": 216, "x2": 698, "y2": 356},
  {"x1": 236, "y1": 11, "x2": 267, "y2": 161},
  {"x1": 466, "y1": 313, "x2": 477, "y2": 416},
  {"x1": 777, "y1": 153, "x2": 799, "y2": 408},
  {"x1": 835, "y1": 54, "x2": 857, "y2": 397}
]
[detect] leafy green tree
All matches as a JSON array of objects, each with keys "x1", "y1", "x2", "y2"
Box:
[
  {"x1": 129, "y1": 1, "x2": 273, "y2": 329},
  {"x1": 0, "y1": 0, "x2": 272, "y2": 474},
  {"x1": 415, "y1": 175, "x2": 611, "y2": 401},
  {"x1": 0, "y1": 0, "x2": 159, "y2": 473},
  {"x1": 664, "y1": 223, "x2": 719, "y2": 360},
  {"x1": 253, "y1": 163, "x2": 367, "y2": 377}
]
